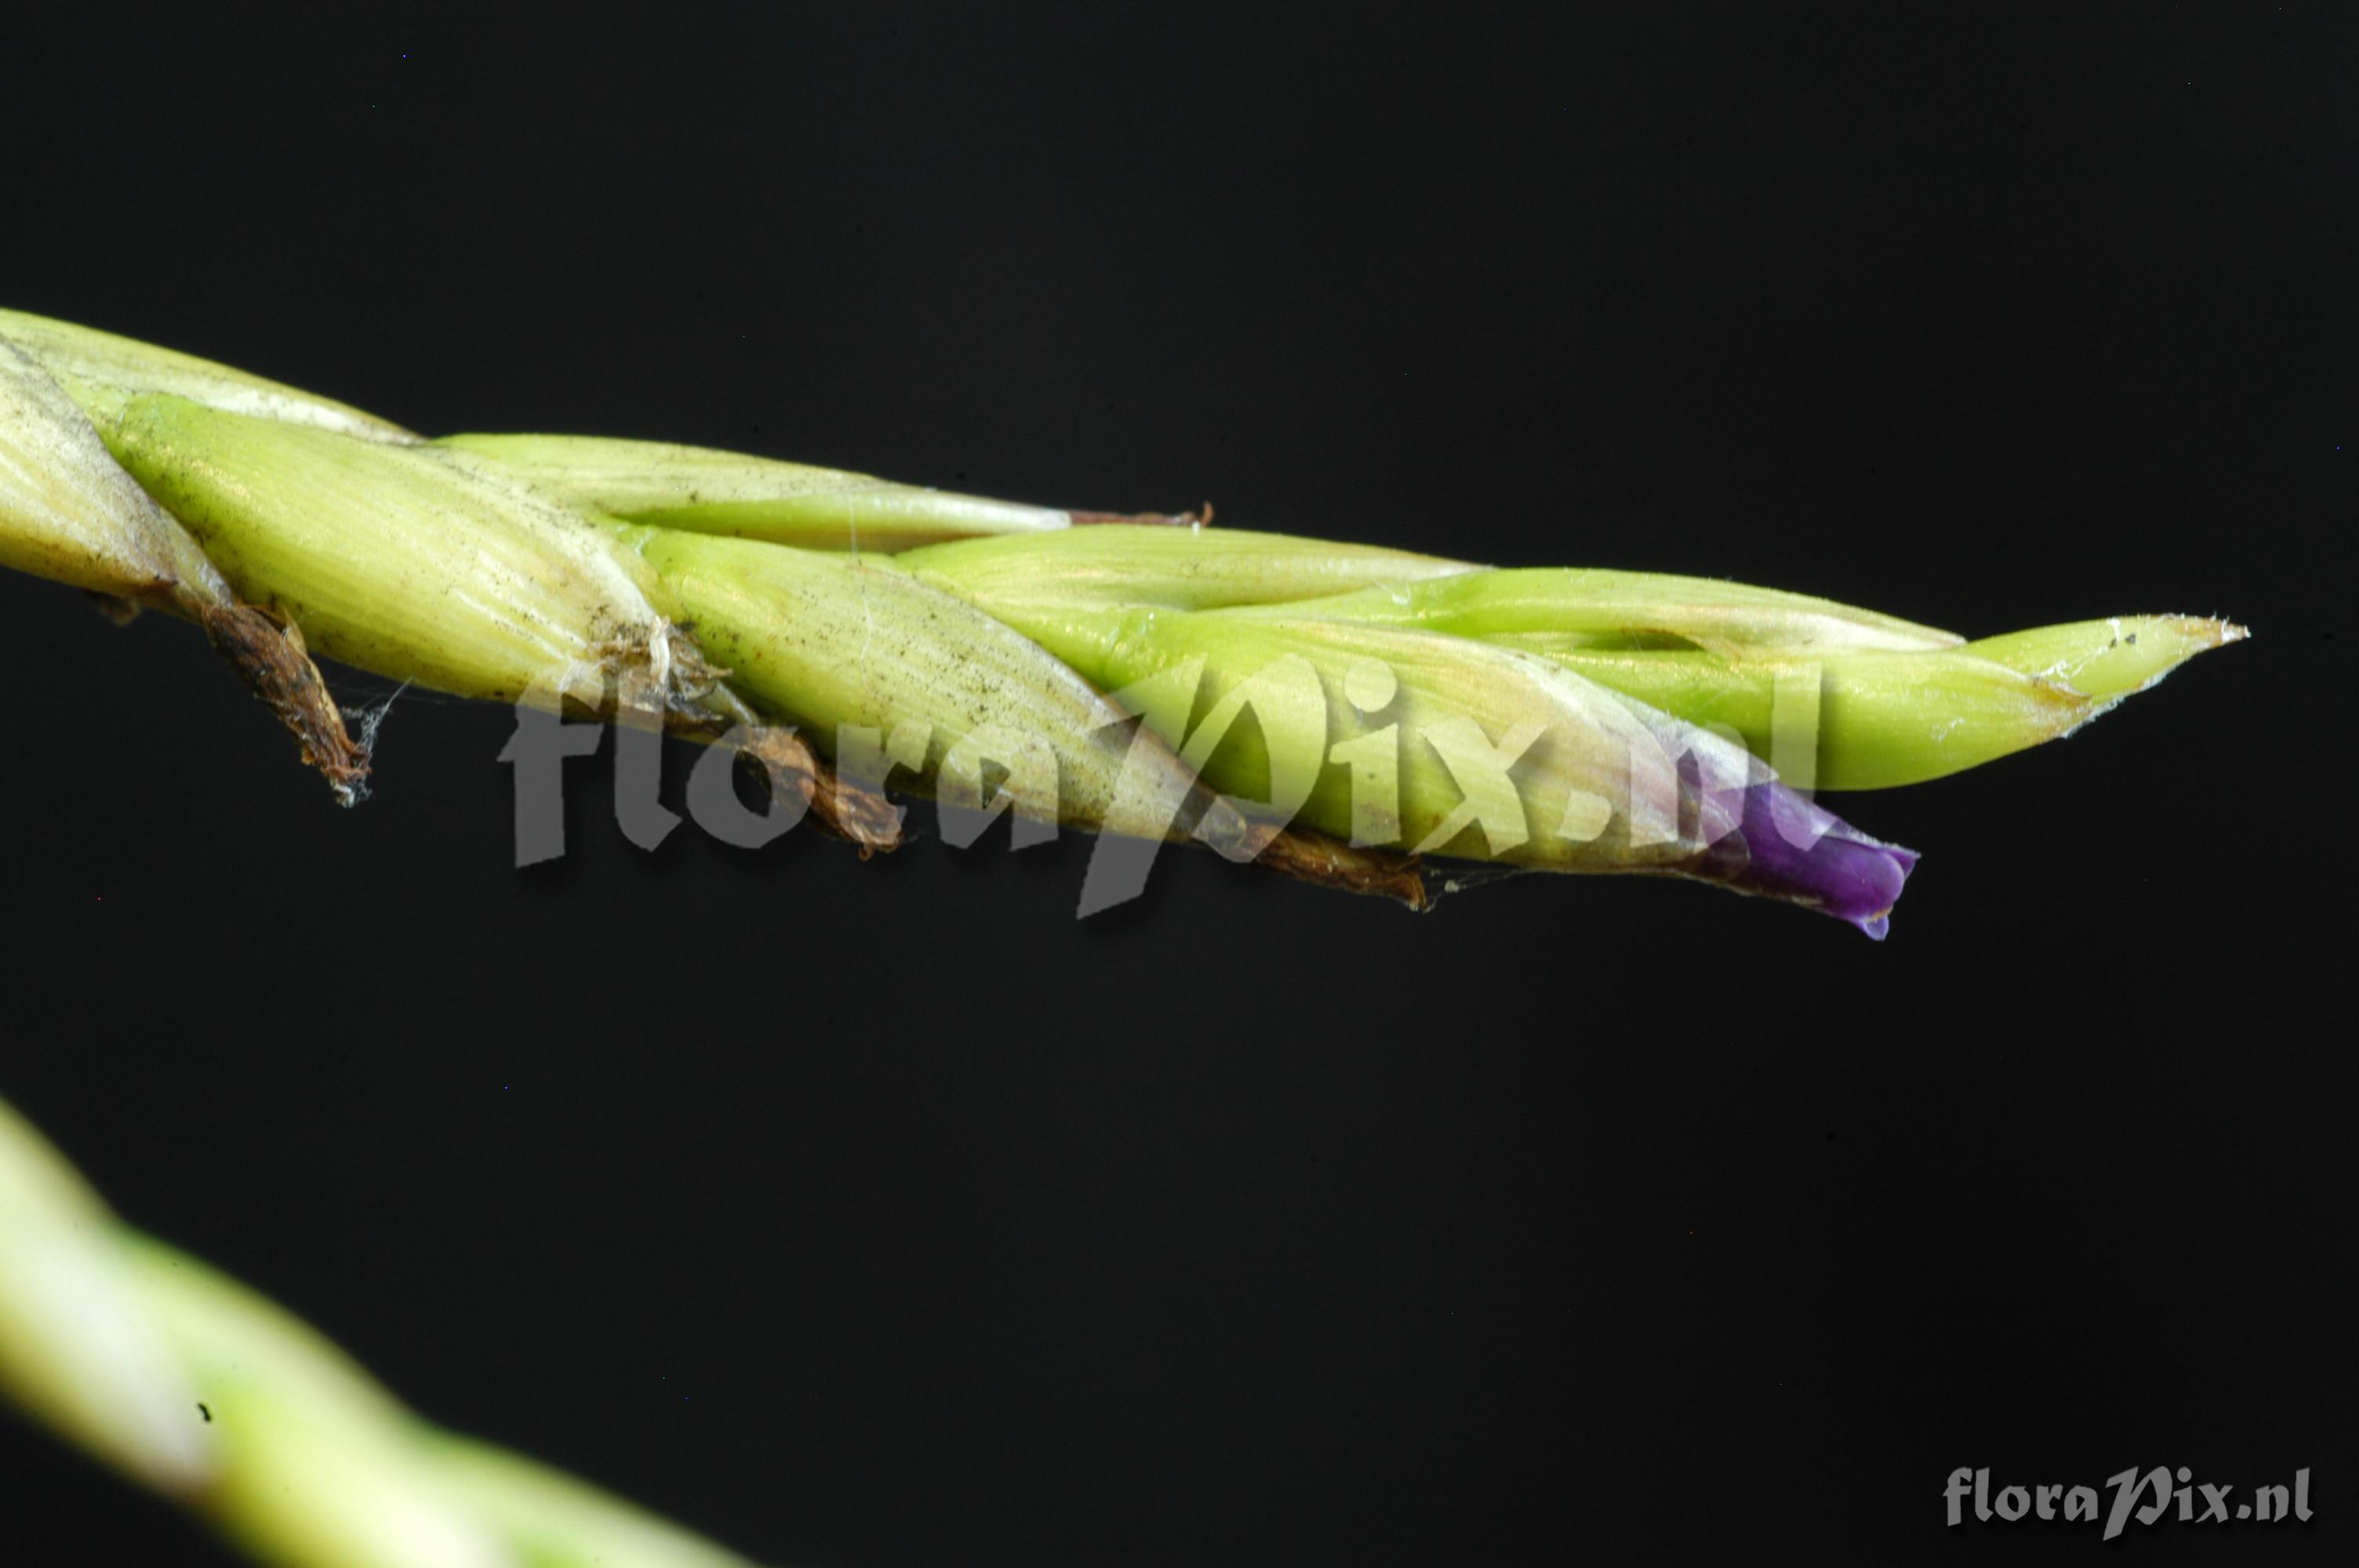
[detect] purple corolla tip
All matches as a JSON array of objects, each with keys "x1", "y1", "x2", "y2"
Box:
[{"x1": 1711, "y1": 782, "x2": 1920, "y2": 938}]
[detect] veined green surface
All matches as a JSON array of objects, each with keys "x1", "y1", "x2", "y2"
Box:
[
  {"x1": 0, "y1": 341, "x2": 228, "y2": 604},
  {"x1": 102, "y1": 396, "x2": 671, "y2": 709},
  {"x1": 900, "y1": 523, "x2": 1473, "y2": 611},
  {"x1": 916, "y1": 542, "x2": 2241, "y2": 791},
  {"x1": 1286, "y1": 595, "x2": 2241, "y2": 789},
  {"x1": 1215, "y1": 565, "x2": 1964, "y2": 656},
  {"x1": 1517, "y1": 644, "x2": 2081, "y2": 790},
  {"x1": 1523, "y1": 618, "x2": 2242, "y2": 789},
  {"x1": 440, "y1": 433, "x2": 1073, "y2": 550},
  {"x1": 902, "y1": 528, "x2": 1961, "y2": 659},
  {"x1": 905, "y1": 586, "x2": 1750, "y2": 869},
  {"x1": 631, "y1": 527, "x2": 1189, "y2": 836},
  {"x1": 1965, "y1": 615, "x2": 2245, "y2": 702},
  {"x1": 0, "y1": 308, "x2": 413, "y2": 444}
]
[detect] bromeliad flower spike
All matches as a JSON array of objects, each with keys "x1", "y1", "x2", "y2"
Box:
[{"x1": 0, "y1": 308, "x2": 2247, "y2": 936}]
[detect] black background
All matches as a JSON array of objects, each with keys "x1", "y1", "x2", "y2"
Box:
[{"x1": 2, "y1": 4, "x2": 2349, "y2": 1563}]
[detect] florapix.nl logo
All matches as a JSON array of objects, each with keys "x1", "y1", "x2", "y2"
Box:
[
  {"x1": 1945, "y1": 1465, "x2": 2313, "y2": 1539},
  {"x1": 497, "y1": 641, "x2": 1845, "y2": 916}
]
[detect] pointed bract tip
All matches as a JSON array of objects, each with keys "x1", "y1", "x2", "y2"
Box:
[{"x1": 1965, "y1": 615, "x2": 2247, "y2": 706}]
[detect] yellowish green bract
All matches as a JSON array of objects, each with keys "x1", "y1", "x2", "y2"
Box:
[
  {"x1": 626, "y1": 524, "x2": 1191, "y2": 837},
  {"x1": 0, "y1": 308, "x2": 413, "y2": 444},
  {"x1": 103, "y1": 396, "x2": 674, "y2": 711},
  {"x1": 904, "y1": 528, "x2": 2243, "y2": 790},
  {"x1": 0, "y1": 340, "x2": 227, "y2": 602},
  {"x1": 438, "y1": 432, "x2": 1074, "y2": 551}
]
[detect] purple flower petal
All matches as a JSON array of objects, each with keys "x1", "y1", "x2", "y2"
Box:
[{"x1": 1707, "y1": 781, "x2": 1919, "y2": 937}]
